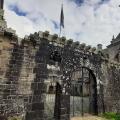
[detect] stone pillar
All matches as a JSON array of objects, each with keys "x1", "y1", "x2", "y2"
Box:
[
  {"x1": 89, "y1": 71, "x2": 98, "y2": 115},
  {"x1": 54, "y1": 82, "x2": 62, "y2": 120},
  {"x1": 60, "y1": 95, "x2": 70, "y2": 120},
  {"x1": 54, "y1": 83, "x2": 70, "y2": 120},
  {"x1": 25, "y1": 40, "x2": 48, "y2": 120}
]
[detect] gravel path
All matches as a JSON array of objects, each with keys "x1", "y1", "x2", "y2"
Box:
[{"x1": 71, "y1": 115, "x2": 107, "y2": 120}]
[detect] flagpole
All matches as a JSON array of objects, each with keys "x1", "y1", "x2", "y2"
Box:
[
  {"x1": 59, "y1": 3, "x2": 62, "y2": 38},
  {"x1": 59, "y1": 3, "x2": 64, "y2": 37},
  {"x1": 59, "y1": 24, "x2": 61, "y2": 37}
]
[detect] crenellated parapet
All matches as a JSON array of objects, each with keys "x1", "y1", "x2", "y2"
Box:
[
  {"x1": 0, "y1": 27, "x2": 18, "y2": 44},
  {"x1": 24, "y1": 31, "x2": 104, "y2": 55},
  {"x1": 25, "y1": 31, "x2": 119, "y2": 64}
]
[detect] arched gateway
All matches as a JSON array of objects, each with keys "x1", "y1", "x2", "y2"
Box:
[
  {"x1": 0, "y1": 31, "x2": 120, "y2": 120},
  {"x1": 70, "y1": 67, "x2": 98, "y2": 118},
  {"x1": 23, "y1": 32, "x2": 102, "y2": 120}
]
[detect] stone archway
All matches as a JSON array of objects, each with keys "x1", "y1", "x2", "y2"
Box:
[{"x1": 70, "y1": 67, "x2": 98, "y2": 118}]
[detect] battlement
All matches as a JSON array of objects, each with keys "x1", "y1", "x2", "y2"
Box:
[
  {"x1": 23, "y1": 31, "x2": 120, "y2": 68},
  {"x1": 0, "y1": 28, "x2": 120, "y2": 68},
  {"x1": 0, "y1": 28, "x2": 97, "y2": 54},
  {"x1": 22, "y1": 30, "x2": 103, "y2": 53},
  {"x1": 0, "y1": 27, "x2": 18, "y2": 43}
]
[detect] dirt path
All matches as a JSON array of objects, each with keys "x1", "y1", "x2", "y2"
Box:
[{"x1": 71, "y1": 115, "x2": 107, "y2": 120}]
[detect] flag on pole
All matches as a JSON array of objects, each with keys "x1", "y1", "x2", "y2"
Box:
[{"x1": 60, "y1": 4, "x2": 64, "y2": 28}]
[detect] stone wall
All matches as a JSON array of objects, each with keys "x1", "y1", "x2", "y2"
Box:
[
  {"x1": 0, "y1": 35, "x2": 15, "y2": 111},
  {"x1": 104, "y1": 66, "x2": 120, "y2": 113},
  {"x1": 103, "y1": 35, "x2": 120, "y2": 113},
  {"x1": 0, "y1": 30, "x2": 120, "y2": 120}
]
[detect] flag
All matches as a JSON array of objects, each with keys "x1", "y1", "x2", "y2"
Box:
[{"x1": 60, "y1": 4, "x2": 64, "y2": 28}]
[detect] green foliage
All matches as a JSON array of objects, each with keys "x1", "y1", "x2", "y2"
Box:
[{"x1": 102, "y1": 112, "x2": 120, "y2": 120}]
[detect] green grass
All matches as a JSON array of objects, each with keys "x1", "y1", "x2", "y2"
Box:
[{"x1": 102, "y1": 112, "x2": 120, "y2": 120}]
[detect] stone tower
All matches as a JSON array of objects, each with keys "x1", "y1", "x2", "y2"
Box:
[
  {"x1": 104, "y1": 34, "x2": 120, "y2": 61},
  {"x1": 0, "y1": 0, "x2": 7, "y2": 28},
  {"x1": 0, "y1": 0, "x2": 4, "y2": 9}
]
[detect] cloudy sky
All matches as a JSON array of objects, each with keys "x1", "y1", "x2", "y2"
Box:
[{"x1": 4, "y1": 0, "x2": 120, "y2": 48}]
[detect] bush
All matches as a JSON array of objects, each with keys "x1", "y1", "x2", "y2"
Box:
[{"x1": 103, "y1": 112, "x2": 120, "y2": 120}]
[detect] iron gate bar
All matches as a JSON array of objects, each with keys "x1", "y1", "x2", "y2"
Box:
[
  {"x1": 72, "y1": 83, "x2": 75, "y2": 117},
  {"x1": 81, "y1": 67, "x2": 84, "y2": 116}
]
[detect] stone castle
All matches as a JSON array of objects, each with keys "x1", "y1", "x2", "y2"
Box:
[{"x1": 0, "y1": 0, "x2": 120, "y2": 120}]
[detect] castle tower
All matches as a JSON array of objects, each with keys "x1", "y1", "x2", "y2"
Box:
[
  {"x1": 0, "y1": 0, "x2": 7, "y2": 28},
  {"x1": 0, "y1": 0, "x2": 4, "y2": 9}
]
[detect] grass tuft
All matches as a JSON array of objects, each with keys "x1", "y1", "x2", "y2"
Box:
[{"x1": 102, "y1": 112, "x2": 120, "y2": 120}]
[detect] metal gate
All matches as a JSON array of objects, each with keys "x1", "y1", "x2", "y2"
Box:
[
  {"x1": 45, "y1": 91, "x2": 56, "y2": 120},
  {"x1": 45, "y1": 82, "x2": 62, "y2": 120},
  {"x1": 70, "y1": 67, "x2": 98, "y2": 118},
  {"x1": 44, "y1": 72, "x2": 57, "y2": 120},
  {"x1": 44, "y1": 61, "x2": 62, "y2": 120}
]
